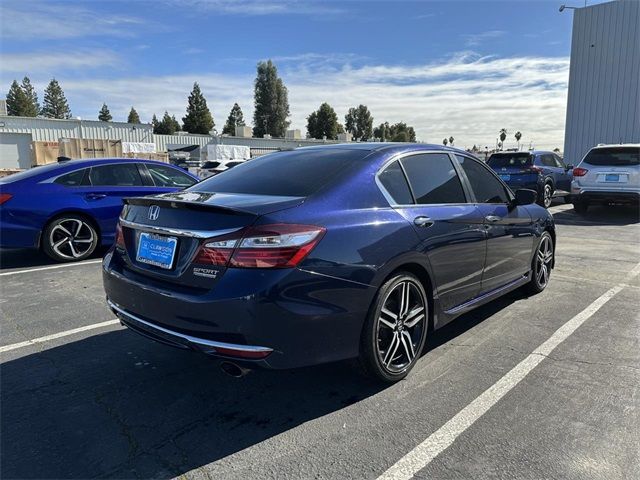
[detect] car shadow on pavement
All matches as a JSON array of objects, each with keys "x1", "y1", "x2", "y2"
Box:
[
  {"x1": 0, "y1": 247, "x2": 107, "y2": 270},
  {"x1": 0, "y1": 291, "x2": 520, "y2": 479},
  {"x1": 552, "y1": 204, "x2": 640, "y2": 226}
]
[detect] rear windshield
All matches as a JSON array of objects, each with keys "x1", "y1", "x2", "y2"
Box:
[
  {"x1": 487, "y1": 153, "x2": 532, "y2": 168},
  {"x1": 192, "y1": 149, "x2": 370, "y2": 197},
  {"x1": 583, "y1": 147, "x2": 640, "y2": 166}
]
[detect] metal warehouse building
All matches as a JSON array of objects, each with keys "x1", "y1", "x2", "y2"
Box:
[{"x1": 563, "y1": 0, "x2": 640, "y2": 164}]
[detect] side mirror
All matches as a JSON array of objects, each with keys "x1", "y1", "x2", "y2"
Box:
[
  {"x1": 565, "y1": 164, "x2": 574, "y2": 171},
  {"x1": 514, "y1": 188, "x2": 537, "y2": 206}
]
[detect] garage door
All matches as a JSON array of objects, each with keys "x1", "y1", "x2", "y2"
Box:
[{"x1": 0, "y1": 133, "x2": 32, "y2": 169}]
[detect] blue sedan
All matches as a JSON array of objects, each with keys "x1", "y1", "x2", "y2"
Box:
[
  {"x1": 0, "y1": 158, "x2": 199, "y2": 262},
  {"x1": 103, "y1": 144, "x2": 555, "y2": 382}
]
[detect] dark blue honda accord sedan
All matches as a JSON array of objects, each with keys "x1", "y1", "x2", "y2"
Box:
[
  {"x1": 103, "y1": 143, "x2": 555, "y2": 382},
  {"x1": 0, "y1": 158, "x2": 198, "y2": 262}
]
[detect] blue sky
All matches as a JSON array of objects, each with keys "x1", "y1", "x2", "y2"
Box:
[{"x1": 0, "y1": 0, "x2": 610, "y2": 149}]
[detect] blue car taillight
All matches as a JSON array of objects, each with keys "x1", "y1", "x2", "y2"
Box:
[{"x1": 193, "y1": 224, "x2": 326, "y2": 269}]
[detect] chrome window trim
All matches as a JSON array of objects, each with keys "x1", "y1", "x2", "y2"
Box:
[
  {"x1": 42, "y1": 161, "x2": 154, "y2": 186},
  {"x1": 375, "y1": 149, "x2": 470, "y2": 207},
  {"x1": 119, "y1": 218, "x2": 240, "y2": 239}
]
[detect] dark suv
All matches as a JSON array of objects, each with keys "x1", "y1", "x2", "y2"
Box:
[{"x1": 487, "y1": 151, "x2": 573, "y2": 208}]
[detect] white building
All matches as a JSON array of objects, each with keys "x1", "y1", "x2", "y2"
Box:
[{"x1": 563, "y1": 0, "x2": 640, "y2": 165}]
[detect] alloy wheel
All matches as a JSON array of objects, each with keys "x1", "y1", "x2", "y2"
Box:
[
  {"x1": 534, "y1": 235, "x2": 553, "y2": 289},
  {"x1": 376, "y1": 279, "x2": 427, "y2": 374},
  {"x1": 543, "y1": 184, "x2": 553, "y2": 208},
  {"x1": 49, "y1": 219, "x2": 96, "y2": 260}
]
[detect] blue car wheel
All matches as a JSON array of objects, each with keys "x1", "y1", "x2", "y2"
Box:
[
  {"x1": 42, "y1": 215, "x2": 99, "y2": 262},
  {"x1": 360, "y1": 272, "x2": 429, "y2": 382}
]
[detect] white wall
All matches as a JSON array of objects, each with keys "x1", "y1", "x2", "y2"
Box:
[
  {"x1": 0, "y1": 133, "x2": 32, "y2": 169},
  {"x1": 563, "y1": 0, "x2": 640, "y2": 164}
]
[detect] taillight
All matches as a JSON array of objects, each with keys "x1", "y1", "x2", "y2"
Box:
[
  {"x1": 0, "y1": 193, "x2": 13, "y2": 205},
  {"x1": 193, "y1": 224, "x2": 326, "y2": 269},
  {"x1": 528, "y1": 166, "x2": 543, "y2": 174},
  {"x1": 573, "y1": 167, "x2": 588, "y2": 177},
  {"x1": 115, "y1": 223, "x2": 125, "y2": 249}
]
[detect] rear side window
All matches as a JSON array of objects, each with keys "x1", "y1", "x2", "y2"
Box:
[
  {"x1": 54, "y1": 168, "x2": 88, "y2": 186},
  {"x1": 89, "y1": 164, "x2": 143, "y2": 186},
  {"x1": 194, "y1": 149, "x2": 370, "y2": 197},
  {"x1": 400, "y1": 153, "x2": 466, "y2": 204},
  {"x1": 583, "y1": 147, "x2": 640, "y2": 166},
  {"x1": 146, "y1": 164, "x2": 196, "y2": 187},
  {"x1": 456, "y1": 155, "x2": 510, "y2": 204},
  {"x1": 540, "y1": 154, "x2": 556, "y2": 167},
  {"x1": 378, "y1": 161, "x2": 413, "y2": 205},
  {"x1": 488, "y1": 153, "x2": 532, "y2": 168}
]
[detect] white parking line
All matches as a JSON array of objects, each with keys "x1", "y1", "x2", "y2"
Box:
[
  {"x1": 379, "y1": 262, "x2": 640, "y2": 480},
  {"x1": 0, "y1": 319, "x2": 121, "y2": 354},
  {"x1": 0, "y1": 259, "x2": 102, "y2": 277}
]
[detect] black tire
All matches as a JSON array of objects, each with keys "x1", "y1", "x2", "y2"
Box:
[
  {"x1": 359, "y1": 272, "x2": 429, "y2": 383},
  {"x1": 42, "y1": 215, "x2": 99, "y2": 262},
  {"x1": 538, "y1": 182, "x2": 553, "y2": 208},
  {"x1": 525, "y1": 232, "x2": 554, "y2": 295},
  {"x1": 573, "y1": 200, "x2": 589, "y2": 214}
]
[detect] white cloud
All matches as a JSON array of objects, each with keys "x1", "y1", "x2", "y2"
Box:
[
  {"x1": 20, "y1": 53, "x2": 569, "y2": 150},
  {"x1": 169, "y1": 0, "x2": 346, "y2": 16},
  {"x1": 1, "y1": 50, "x2": 120, "y2": 74},
  {"x1": 0, "y1": 1, "x2": 146, "y2": 40},
  {"x1": 462, "y1": 30, "x2": 506, "y2": 47}
]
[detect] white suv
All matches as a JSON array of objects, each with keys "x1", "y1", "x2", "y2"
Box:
[{"x1": 571, "y1": 144, "x2": 640, "y2": 213}]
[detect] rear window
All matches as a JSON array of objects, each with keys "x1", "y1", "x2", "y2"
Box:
[
  {"x1": 583, "y1": 147, "x2": 640, "y2": 166},
  {"x1": 487, "y1": 153, "x2": 532, "y2": 168},
  {"x1": 193, "y1": 149, "x2": 370, "y2": 197}
]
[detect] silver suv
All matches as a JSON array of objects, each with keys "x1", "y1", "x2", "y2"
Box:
[{"x1": 571, "y1": 144, "x2": 640, "y2": 213}]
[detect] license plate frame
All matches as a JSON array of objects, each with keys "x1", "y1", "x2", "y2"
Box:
[
  {"x1": 136, "y1": 232, "x2": 178, "y2": 269},
  {"x1": 604, "y1": 173, "x2": 619, "y2": 182}
]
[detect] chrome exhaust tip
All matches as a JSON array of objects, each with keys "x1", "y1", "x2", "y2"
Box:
[{"x1": 220, "y1": 361, "x2": 251, "y2": 378}]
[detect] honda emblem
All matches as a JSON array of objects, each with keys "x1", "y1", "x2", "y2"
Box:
[{"x1": 148, "y1": 205, "x2": 160, "y2": 221}]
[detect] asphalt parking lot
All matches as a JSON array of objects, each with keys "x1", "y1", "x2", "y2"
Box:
[{"x1": 1, "y1": 202, "x2": 639, "y2": 480}]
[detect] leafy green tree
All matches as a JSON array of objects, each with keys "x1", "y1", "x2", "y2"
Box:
[
  {"x1": 443, "y1": 138, "x2": 448, "y2": 146},
  {"x1": 344, "y1": 105, "x2": 373, "y2": 141},
  {"x1": 222, "y1": 103, "x2": 245, "y2": 135},
  {"x1": 374, "y1": 122, "x2": 390, "y2": 141},
  {"x1": 253, "y1": 60, "x2": 290, "y2": 137},
  {"x1": 6, "y1": 80, "x2": 30, "y2": 116},
  {"x1": 182, "y1": 82, "x2": 214, "y2": 134},
  {"x1": 154, "y1": 111, "x2": 181, "y2": 135},
  {"x1": 98, "y1": 103, "x2": 112, "y2": 122},
  {"x1": 20, "y1": 77, "x2": 40, "y2": 116},
  {"x1": 306, "y1": 102, "x2": 341, "y2": 140},
  {"x1": 127, "y1": 107, "x2": 141, "y2": 124},
  {"x1": 449, "y1": 136, "x2": 454, "y2": 146},
  {"x1": 41, "y1": 79, "x2": 71, "y2": 119},
  {"x1": 375, "y1": 121, "x2": 416, "y2": 142}
]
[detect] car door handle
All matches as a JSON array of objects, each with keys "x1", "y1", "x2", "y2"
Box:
[
  {"x1": 485, "y1": 215, "x2": 501, "y2": 223},
  {"x1": 85, "y1": 193, "x2": 106, "y2": 200},
  {"x1": 414, "y1": 216, "x2": 434, "y2": 228}
]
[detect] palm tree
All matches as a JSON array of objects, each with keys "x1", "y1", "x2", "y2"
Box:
[
  {"x1": 515, "y1": 131, "x2": 522, "y2": 150},
  {"x1": 443, "y1": 138, "x2": 448, "y2": 146},
  {"x1": 449, "y1": 136, "x2": 454, "y2": 146},
  {"x1": 499, "y1": 129, "x2": 507, "y2": 150}
]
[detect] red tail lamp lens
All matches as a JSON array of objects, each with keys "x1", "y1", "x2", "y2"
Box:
[
  {"x1": 193, "y1": 224, "x2": 325, "y2": 269},
  {"x1": 573, "y1": 167, "x2": 588, "y2": 177},
  {"x1": 115, "y1": 223, "x2": 125, "y2": 249},
  {"x1": 0, "y1": 193, "x2": 13, "y2": 205}
]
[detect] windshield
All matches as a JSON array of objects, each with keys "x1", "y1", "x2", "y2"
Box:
[
  {"x1": 583, "y1": 147, "x2": 640, "y2": 166},
  {"x1": 487, "y1": 153, "x2": 533, "y2": 168},
  {"x1": 192, "y1": 148, "x2": 370, "y2": 197}
]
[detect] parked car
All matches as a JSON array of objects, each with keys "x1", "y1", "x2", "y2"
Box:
[
  {"x1": 487, "y1": 151, "x2": 573, "y2": 208},
  {"x1": 103, "y1": 143, "x2": 555, "y2": 383},
  {"x1": 571, "y1": 144, "x2": 640, "y2": 213},
  {"x1": 0, "y1": 158, "x2": 199, "y2": 262},
  {"x1": 198, "y1": 159, "x2": 247, "y2": 179}
]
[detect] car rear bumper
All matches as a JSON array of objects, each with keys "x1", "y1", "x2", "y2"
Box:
[
  {"x1": 572, "y1": 189, "x2": 640, "y2": 204},
  {"x1": 0, "y1": 215, "x2": 40, "y2": 248},
  {"x1": 102, "y1": 249, "x2": 375, "y2": 369}
]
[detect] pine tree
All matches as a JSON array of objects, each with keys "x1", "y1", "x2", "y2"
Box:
[
  {"x1": 6, "y1": 80, "x2": 30, "y2": 116},
  {"x1": 344, "y1": 105, "x2": 373, "y2": 141},
  {"x1": 253, "y1": 60, "x2": 290, "y2": 137},
  {"x1": 127, "y1": 107, "x2": 141, "y2": 124},
  {"x1": 222, "y1": 103, "x2": 245, "y2": 135},
  {"x1": 20, "y1": 77, "x2": 40, "y2": 117},
  {"x1": 182, "y1": 82, "x2": 214, "y2": 134},
  {"x1": 151, "y1": 114, "x2": 160, "y2": 133},
  {"x1": 41, "y1": 79, "x2": 71, "y2": 119},
  {"x1": 155, "y1": 111, "x2": 181, "y2": 135},
  {"x1": 306, "y1": 103, "x2": 340, "y2": 140},
  {"x1": 98, "y1": 103, "x2": 112, "y2": 122}
]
